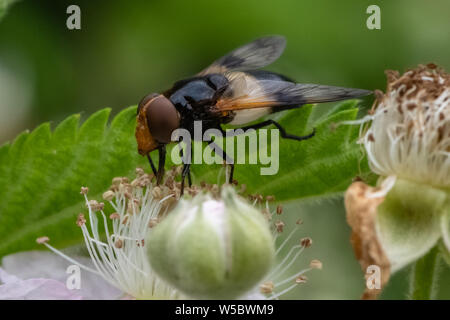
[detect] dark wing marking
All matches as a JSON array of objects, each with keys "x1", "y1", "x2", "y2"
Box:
[
  {"x1": 198, "y1": 36, "x2": 286, "y2": 76},
  {"x1": 215, "y1": 73, "x2": 372, "y2": 111},
  {"x1": 286, "y1": 83, "x2": 373, "y2": 104}
]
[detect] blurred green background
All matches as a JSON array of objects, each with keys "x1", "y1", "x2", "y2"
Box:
[{"x1": 0, "y1": 0, "x2": 449, "y2": 299}]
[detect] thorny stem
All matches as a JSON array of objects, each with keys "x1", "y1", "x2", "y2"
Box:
[{"x1": 409, "y1": 245, "x2": 440, "y2": 300}]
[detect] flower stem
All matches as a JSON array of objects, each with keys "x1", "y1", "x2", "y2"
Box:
[{"x1": 409, "y1": 245, "x2": 440, "y2": 300}]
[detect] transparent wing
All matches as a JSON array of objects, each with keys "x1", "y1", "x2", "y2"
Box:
[
  {"x1": 215, "y1": 73, "x2": 372, "y2": 111},
  {"x1": 198, "y1": 36, "x2": 286, "y2": 76}
]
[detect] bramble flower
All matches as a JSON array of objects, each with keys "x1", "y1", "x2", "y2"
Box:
[
  {"x1": 343, "y1": 65, "x2": 450, "y2": 299},
  {"x1": 30, "y1": 167, "x2": 320, "y2": 300},
  {"x1": 39, "y1": 168, "x2": 183, "y2": 300}
]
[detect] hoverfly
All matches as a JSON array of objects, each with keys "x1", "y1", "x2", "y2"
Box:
[{"x1": 136, "y1": 36, "x2": 371, "y2": 193}]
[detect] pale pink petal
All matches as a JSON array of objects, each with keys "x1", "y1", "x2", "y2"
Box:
[
  {"x1": 0, "y1": 268, "x2": 83, "y2": 300},
  {"x1": 0, "y1": 267, "x2": 20, "y2": 284},
  {"x1": 1, "y1": 250, "x2": 122, "y2": 299}
]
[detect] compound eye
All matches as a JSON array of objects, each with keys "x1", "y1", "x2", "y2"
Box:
[
  {"x1": 146, "y1": 96, "x2": 180, "y2": 143},
  {"x1": 137, "y1": 93, "x2": 159, "y2": 115}
]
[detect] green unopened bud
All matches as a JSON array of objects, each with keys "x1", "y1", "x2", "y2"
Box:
[{"x1": 146, "y1": 186, "x2": 275, "y2": 299}]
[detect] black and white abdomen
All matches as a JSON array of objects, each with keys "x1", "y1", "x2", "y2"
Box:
[{"x1": 228, "y1": 108, "x2": 273, "y2": 125}]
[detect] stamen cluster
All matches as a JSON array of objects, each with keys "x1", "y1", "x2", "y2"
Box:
[
  {"x1": 38, "y1": 168, "x2": 320, "y2": 300},
  {"x1": 250, "y1": 195, "x2": 322, "y2": 299},
  {"x1": 362, "y1": 65, "x2": 450, "y2": 187}
]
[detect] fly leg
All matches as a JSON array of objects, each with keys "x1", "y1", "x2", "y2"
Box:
[
  {"x1": 156, "y1": 145, "x2": 166, "y2": 185},
  {"x1": 178, "y1": 138, "x2": 192, "y2": 195},
  {"x1": 219, "y1": 120, "x2": 316, "y2": 182},
  {"x1": 207, "y1": 137, "x2": 235, "y2": 184},
  {"x1": 228, "y1": 163, "x2": 235, "y2": 184},
  {"x1": 226, "y1": 119, "x2": 316, "y2": 141},
  {"x1": 146, "y1": 153, "x2": 158, "y2": 177},
  {"x1": 180, "y1": 163, "x2": 191, "y2": 196},
  {"x1": 187, "y1": 167, "x2": 192, "y2": 186}
]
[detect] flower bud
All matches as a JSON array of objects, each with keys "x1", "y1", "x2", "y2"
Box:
[{"x1": 146, "y1": 186, "x2": 275, "y2": 299}]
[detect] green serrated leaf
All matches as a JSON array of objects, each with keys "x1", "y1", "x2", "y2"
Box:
[
  {"x1": 313, "y1": 99, "x2": 360, "y2": 123},
  {"x1": 192, "y1": 100, "x2": 368, "y2": 202},
  {"x1": 0, "y1": 100, "x2": 368, "y2": 257},
  {"x1": 0, "y1": 107, "x2": 147, "y2": 257}
]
